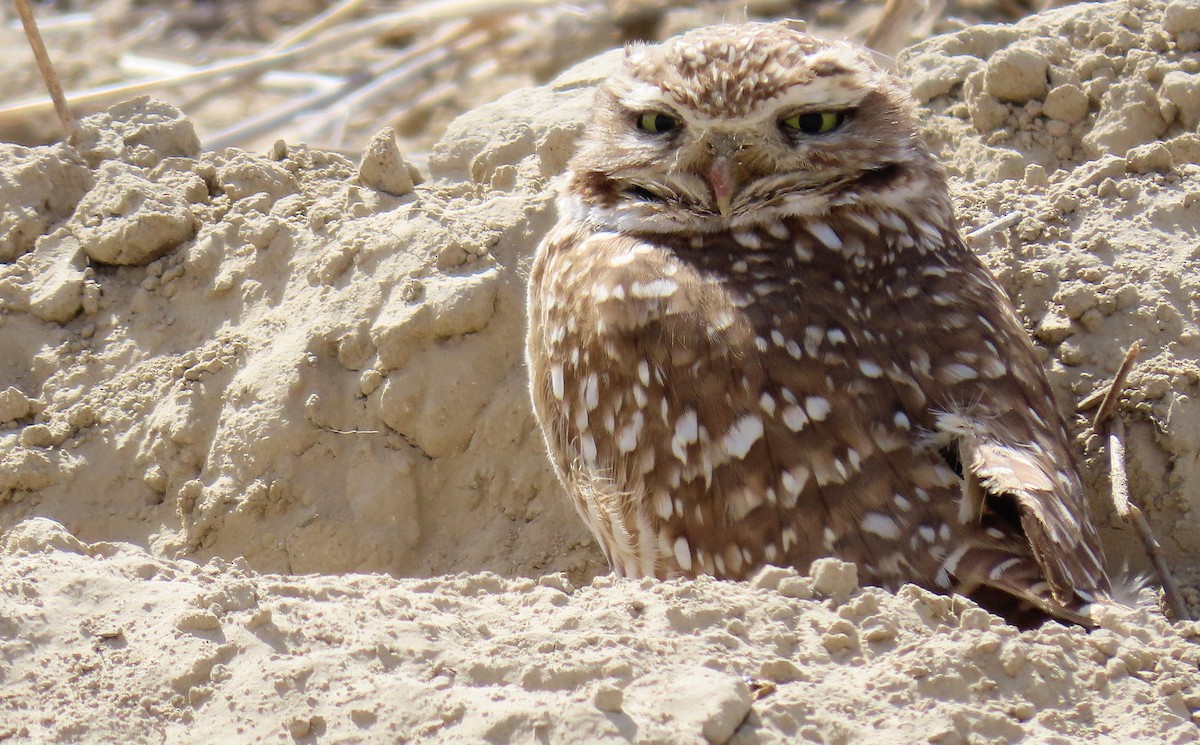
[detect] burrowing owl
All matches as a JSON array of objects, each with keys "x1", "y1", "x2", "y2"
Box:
[{"x1": 526, "y1": 22, "x2": 1119, "y2": 625}]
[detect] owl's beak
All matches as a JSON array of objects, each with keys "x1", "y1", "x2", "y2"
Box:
[{"x1": 706, "y1": 155, "x2": 736, "y2": 218}]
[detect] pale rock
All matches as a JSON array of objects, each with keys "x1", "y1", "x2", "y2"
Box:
[
  {"x1": 1159, "y1": 71, "x2": 1200, "y2": 129},
  {"x1": 1042, "y1": 83, "x2": 1090, "y2": 124},
  {"x1": 69, "y1": 96, "x2": 199, "y2": 169},
  {"x1": 1163, "y1": 0, "x2": 1200, "y2": 37},
  {"x1": 1083, "y1": 77, "x2": 1168, "y2": 157},
  {"x1": 27, "y1": 231, "x2": 87, "y2": 323},
  {"x1": 357, "y1": 127, "x2": 422, "y2": 197},
  {"x1": 70, "y1": 161, "x2": 196, "y2": 266},
  {"x1": 810, "y1": 557, "x2": 859, "y2": 599},
  {"x1": 0, "y1": 516, "x2": 86, "y2": 554},
  {"x1": 1035, "y1": 309, "x2": 1075, "y2": 344},
  {"x1": 0, "y1": 143, "x2": 92, "y2": 261},
  {"x1": 0, "y1": 387, "x2": 31, "y2": 423},
  {"x1": 985, "y1": 46, "x2": 1050, "y2": 103},
  {"x1": 623, "y1": 666, "x2": 751, "y2": 743}
]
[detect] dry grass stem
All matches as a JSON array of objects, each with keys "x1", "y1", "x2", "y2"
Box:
[
  {"x1": 203, "y1": 74, "x2": 369, "y2": 151},
  {"x1": 184, "y1": 0, "x2": 373, "y2": 111},
  {"x1": 0, "y1": 0, "x2": 555, "y2": 130},
  {"x1": 1076, "y1": 385, "x2": 1108, "y2": 413},
  {"x1": 294, "y1": 23, "x2": 485, "y2": 147},
  {"x1": 964, "y1": 211, "x2": 1023, "y2": 243},
  {"x1": 1085, "y1": 341, "x2": 1190, "y2": 619},
  {"x1": 14, "y1": 0, "x2": 74, "y2": 136},
  {"x1": 1091, "y1": 340, "x2": 1140, "y2": 429},
  {"x1": 272, "y1": 0, "x2": 375, "y2": 49},
  {"x1": 1107, "y1": 417, "x2": 1191, "y2": 620},
  {"x1": 864, "y1": 0, "x2": 924, "y2": 55}
]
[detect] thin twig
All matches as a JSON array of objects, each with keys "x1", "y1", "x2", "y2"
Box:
[
  {"x1": 1076, "y1": 385, "x2": 1108, "y2": 413},
  {"x1": 6, "y1": 10, "x2": 92, "y2": 33},
  {"x1": 1108, "y1": 417, "x2": 1191, "y2": 620},
  {"x1": 965, "y1": 211, "x2": 1023, "y2": 243},
  {"x1": 1090, "y1": 340, "x2": 1140, "y2": 430},
  {"x1": 1107, "y1": 417, "x2": 1132, "y2": 518},
  {"x1": 863, "y1": 0, "x2": 923, "y2": 55},
  {"x1": 293, "y1": 22, "x2": 485, "y2": 147},
  {"x1": 14, "y1": 0, "x2": 74, "y2": 136},
  {"x1": 271, "y1": 0, "x2": 373, "y2": 49},
  {"x1": 0, "y1": 0, "x2": 554, "y2": 128},
  {"x1": 182, "y1": 0, "x2": 372, "y2": 112},
  {"x1": 203, "y1": 72, "x2": 371, "y2": 151},
  {"x1": 1089, "y1": 341, "x2": 1191, "y2": 620}
]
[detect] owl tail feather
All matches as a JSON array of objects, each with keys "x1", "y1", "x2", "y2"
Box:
[{"x1": 943, "y1": 543, "x2": 1097, "y2": 627}]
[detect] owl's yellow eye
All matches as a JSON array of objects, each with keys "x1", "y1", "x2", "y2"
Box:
[
  {"x1": 781, "y1": 111, "x2": 846, "y2": 135},
  {"x1": 636, "y1": 112, "x2": 679, "y2": 135}
]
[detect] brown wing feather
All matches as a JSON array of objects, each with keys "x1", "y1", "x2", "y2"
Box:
[{"x1": 913, "y1": 238, "x2": 1113, "y2": 614}]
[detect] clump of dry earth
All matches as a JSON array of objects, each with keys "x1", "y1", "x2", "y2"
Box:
[{"x1": 1, "y1": 0, "x2": 1199, "y2": 742}]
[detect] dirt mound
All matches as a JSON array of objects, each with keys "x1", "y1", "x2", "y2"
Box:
[
  {"x1": 1, "y1": 0, "x2": 1199, "y2": 741},
  {"x1": 2, "y1": 519, "x2": 1196, "y2": 743},
  {"x1": 898, "y1": 0, "x2": 1200, "y2": 603}
]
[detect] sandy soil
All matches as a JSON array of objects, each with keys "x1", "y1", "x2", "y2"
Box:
[{"x1": 2, "y1": 0, "x2": 1200, "y2": 742}]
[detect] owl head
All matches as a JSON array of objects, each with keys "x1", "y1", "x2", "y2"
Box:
[{"x1": 565, "y1": 22, "x2": 939, "y2": 233}]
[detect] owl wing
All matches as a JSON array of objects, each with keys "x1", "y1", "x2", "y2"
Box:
[{"x1": 909, "y1": 247, "x2": 1114, "y2": 615}]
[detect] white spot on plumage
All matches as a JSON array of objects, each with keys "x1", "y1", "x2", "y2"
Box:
[
  {"x1": 653, "y1": 491, "x2": 672, "y2": 520},
  {"x1": 878, "y1": 210, "x2": 906, "y2": 232},
  {"x1": 940, "y1": 545, "x2": 971, "y2": 575},
  {"x1": 630, "y1": 278, "x2": 677, "y2": 298},
  {"x1": 846, "y1": 212, "x2": 878, "y2": 234},
  {"x1": 584, "y1": 374, "x2": 599, "y2": 411},
  {"x1": 781, "y1": 405, "x2": 808, "y2": 431},
  {"x1": 781, "y1": 527, "x2": 797, "y2": 552},
  {"x1": 780, "y1": 465, "x2": 810, "y2": 505},
  {"x1": 551, "y1": 364, "x2": 564, "y2": 401},
  {"x1": 989, "y1": 557, "x2": 1023, "y2": 581},
  {"x1": 980, "y1": 356, "x2": 1007, "y2": 378},
  {"x1": 616, "y1": 412, "x2": 644, "y2": 453},
  {"x1": 580, "y1": 432, "x2": 597, "y2": 464},
  {"x1": 711, "y1": 309, "x2": 736, "y2": 330},
  {"x1": 759, "y1": 392, "x2": 776, "y2": 416},
  {"x1": 846, "y1": 447, "x2": 861, "y2": 471},
  {"x1": 733, "y1": 230, "x2": 761, "y2": 249},
  {"x1": 939, "y1": 363, "x2": 978, "y2": 383},
  {"x1": 672, "y1": 409, "x2": 699, "y2": 462},
  {"x1": 723, "y1": 415, "x2": 764, "y2": 459},
  {"x1": 864, "y1": 513, "x2": 902, "y2": 537},
  {"x1": 804, "y1": 396, "x2": 831, "y2": 421},
  {"x1": 807, "y1": 220, "x2": 842, "y2": 250},
  {"x1": 859, "y1": 360, "x2": 883, "y2": 378},
  {"x1": 673, "y1": 537, "x2": 693, "y2": 572}
]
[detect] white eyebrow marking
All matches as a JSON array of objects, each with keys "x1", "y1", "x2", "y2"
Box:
[{"x1": 613, "y1": 68, "x2": 871, "y2": 129}]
